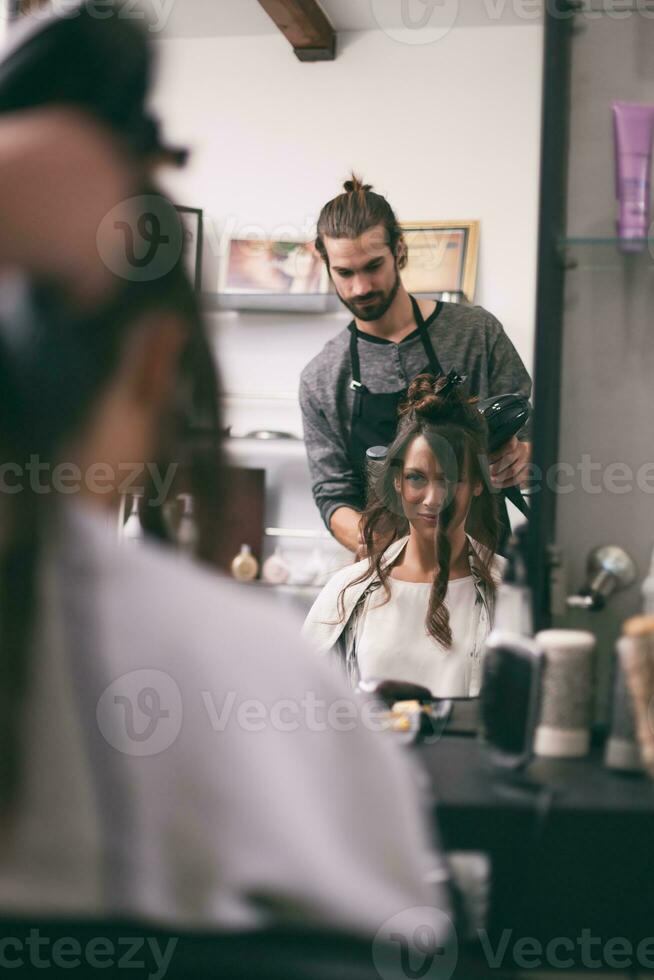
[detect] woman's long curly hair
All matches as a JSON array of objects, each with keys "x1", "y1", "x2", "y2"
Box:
[{"x1": 337, "y1": 374, "x2": 501, "y2": 648}]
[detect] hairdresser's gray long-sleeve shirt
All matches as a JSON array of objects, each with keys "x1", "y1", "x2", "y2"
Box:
[{"x1": 299, "y1": 301, "x2": 532, "y2": 529}]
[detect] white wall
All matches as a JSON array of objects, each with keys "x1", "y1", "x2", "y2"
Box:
[
  {"x1": 0, "y1": 0, "x2": 10, "y2": 45},
  {"x1": 151, "y1": 22, "x2": 543, "y2": 437}
]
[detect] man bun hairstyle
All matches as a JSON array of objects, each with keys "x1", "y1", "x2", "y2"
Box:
[
  {"x1": 342, "y1": 176, "x2": 372, "y2": 194},
  {"x1": 315, "y1": 173, "x2": 407, "y2": 270}
]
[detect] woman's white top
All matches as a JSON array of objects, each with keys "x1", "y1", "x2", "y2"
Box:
[
  {"x1": 356, "y1": 575, "x2": 481, "y2": 697},
  {"x1": 0, "y1": 500, "x2": 452, "y2": 941},
  {"x1": 302, "y1": 536, "x2": 505, "y2": 697}
]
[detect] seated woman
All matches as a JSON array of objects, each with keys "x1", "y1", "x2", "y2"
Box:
[
  {"x1": 0, "y1": 8, "x2": 454, "y2": 946},
  {"x1": 303, "y1": 373, "x2": 506, "y2": 697}
]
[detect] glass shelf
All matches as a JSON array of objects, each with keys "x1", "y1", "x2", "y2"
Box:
[
  {"x1": 201, "y1": 292, "x2": 339, "y2": 314},
  {"x1": 556, "y1": 237, "x2": 654, "y2": 270},
  {"x1": 560, "y1": 236, "x2": 654, "y2": 247}
]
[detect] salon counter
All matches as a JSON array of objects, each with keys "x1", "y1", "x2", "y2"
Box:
[{"x1": 417, "y1": 734, "x2": 654, "y2": 971}]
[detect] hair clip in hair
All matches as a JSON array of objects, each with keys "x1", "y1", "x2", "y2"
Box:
[{"x1": 437, "y1": 369, "x2": 468, "y2": 398}]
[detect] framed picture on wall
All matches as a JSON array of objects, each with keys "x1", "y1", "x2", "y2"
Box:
[
  {"x1": 400, "y1": 220, "x2": 479, "y2": 302},
  {"x1": 175, "y1": 206, "x2": 203, "y2": 292},
  {"x1": 220, "y1": 238, "x2": 330, "y2": 296}
]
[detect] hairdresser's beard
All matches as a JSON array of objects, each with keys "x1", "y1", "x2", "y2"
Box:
[{"x1": 335, "y1": 270, "x2": 401, "y2": 322}]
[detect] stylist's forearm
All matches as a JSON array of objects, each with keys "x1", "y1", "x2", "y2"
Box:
[
  {"x1": 329, "y1": 507, "x2": 363, "y2": 553},
  {"x1": 0, "y1": 109, "x2": 135, "y2": 305}
]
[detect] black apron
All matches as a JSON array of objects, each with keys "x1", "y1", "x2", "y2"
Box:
[{"x1": 348, "y1": 295, "x2": 443, "y2": 478}]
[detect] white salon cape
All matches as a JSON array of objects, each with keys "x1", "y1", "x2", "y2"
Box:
[
  {"x1": 0, "y1": 500, "x2": 452, "y2": 939},
  {"x1": 356, "y1": 576, "x2": 481, "y2": 697},
  {"x1": 303, "y1": 536, "x2": 505, "y2": 697}
]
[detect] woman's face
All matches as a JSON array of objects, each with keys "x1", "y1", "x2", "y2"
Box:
[{"x1": 394, "y1": 434, "x2": 481, "y2": 544}]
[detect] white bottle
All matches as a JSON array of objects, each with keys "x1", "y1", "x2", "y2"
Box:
[
  {"x1": 494, "y1": 577, "x2": 533, "y2": 636},
  {"x1": 642, "y1": 543, "x2": 654, "y2": 614},
  {"x1": 231, "y1": 544, "x2": 259, "y2": 582},
  {"x1": 262, "y1": 547, "x2": 290, "y2": 585},
  {"x1": 122, "y1": 496, "x2": 143, "y2": 543},
  {"x1": 493, "y1": 528, "x2": 532, "y2": 636},
  {"x1": 177, "y1": 494, "x2": 197, "y2": 557}
]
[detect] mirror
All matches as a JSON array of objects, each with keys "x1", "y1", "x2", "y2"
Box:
[
  {"x1": 526, "y1": 6, "x2": 654, "y2": 726},
  {"x1": 149, "y1": 0, "x2": 544, "y2": 698}
]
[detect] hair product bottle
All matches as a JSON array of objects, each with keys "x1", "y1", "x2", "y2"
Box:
[
  {"x1": 231, "y1": 545, "x2": 259, "y2": 583},
  {"x1": 619, "y1": 616, "x2": 654, "y2": 778},
  {"x1": 262, "y1": 547, "x2": 290, "y2": 585},
  {"x1": 612, "y1": 101, "x2": 654, "y2": 252},
  {"x1": 533, "y1": 629, "x2": 596, "y2": 758},
  {"x1": 605, "y1": 638, "x2": 644, "y2": 772},
  {"x1": 122, "y1": 496, "x2": 143, "y2": 543},
  {"x1": 177, "y1": 494, "x2": 197, "y2": 557},
  {"x1": 492, "y1": 525, "x2": 532, "y2": 636}
]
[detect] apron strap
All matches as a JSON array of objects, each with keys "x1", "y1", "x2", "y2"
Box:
[
  {"x1": 348, "y1": 323, "x2": 365, "y2": 417},
  {"x1": 348, "y1": 321, "x2": 364, "y2": 388},
  {"x1": 410, "y1": 295, "x2": 444, "y2": 376}
]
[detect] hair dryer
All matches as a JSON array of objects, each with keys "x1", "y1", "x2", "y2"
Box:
[{"x1": 476, "y1": 392, "x2": 530, "y2": 517}]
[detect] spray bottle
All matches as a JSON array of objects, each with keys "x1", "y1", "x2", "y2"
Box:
[
  {"x1": 177, "y1": 494, "x2": 198, "y2": 558},
  {"x1": 122, "y1": 496, "x2": 143, "y2": 543}
]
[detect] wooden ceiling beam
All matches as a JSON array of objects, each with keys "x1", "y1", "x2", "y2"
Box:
[{"x1": 256, "y1": 0, "x2": 336, "y2": 62}]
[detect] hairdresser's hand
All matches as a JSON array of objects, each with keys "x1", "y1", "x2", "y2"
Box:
[
  {"x1": 330, "y1": 507, "x2": 365, "y2": 554},
  {"x1": 355, "y1": 524, "x2": 397, "y2": 562},
  {"x1": 0, "y1": 108, "x2": 137, "y2": 308},
  {"x1": 489, "y1": 437, "x2": 531, "y2": 489},
  {"x1": 355, "y1": 534, "x2": 378, "y2": 562},
  {"x1": 355, "y1": 516, "x2": 378, "y2": 561}
]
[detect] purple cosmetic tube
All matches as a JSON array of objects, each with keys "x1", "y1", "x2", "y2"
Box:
[{"x1": 612, "y1": 101, "x2": 654, "y2": 253}]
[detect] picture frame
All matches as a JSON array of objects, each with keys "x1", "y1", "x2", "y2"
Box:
[
  {"x1": 219, "y1": 238, "x2": 330, "y2": 297},
  {"x1": 175, "y1": 206, "x2": 203, "y2": 292},
  {"x1": 400, "y1": 220, "x2": 480, "y2": 302}
]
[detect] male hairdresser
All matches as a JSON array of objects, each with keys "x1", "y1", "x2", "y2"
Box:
[{"x1": 300, "y1": 175, "x2": 532, "y2": 552}]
